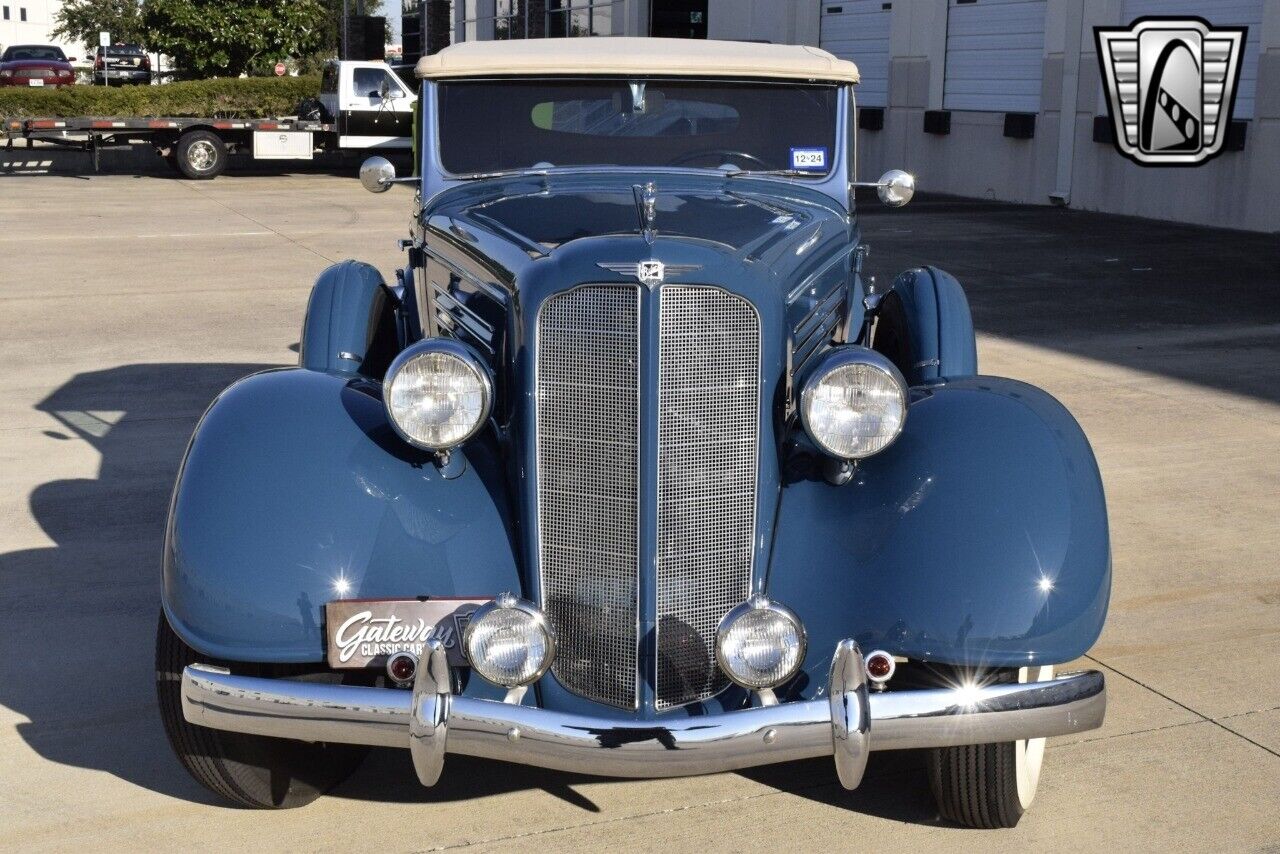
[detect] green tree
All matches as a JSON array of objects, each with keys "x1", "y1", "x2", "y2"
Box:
[
  {"x1": 143, "y1": 0, "x2": 330, "y2": 78},
  {"x1": 51, "y1": 0, "x2": 147, "y2": 54}
]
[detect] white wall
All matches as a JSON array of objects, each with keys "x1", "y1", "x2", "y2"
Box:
[
  {"x1": 0, "y1": 0, "x2": 82, "y2": 59},
  {"x1": 708, "y1": 0, "x2": 818, "y2": 46}
]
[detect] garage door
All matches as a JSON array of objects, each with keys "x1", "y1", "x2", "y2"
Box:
[
  {"x1": 820, "y1": 1, "x2": 891, "y2": 107},
  {"x1": 1121, "y1": 0, "x2": 1262, "y2": 119},
  {"x1": 943, "y1": 0, "x2": 1047, "y2": 112}
]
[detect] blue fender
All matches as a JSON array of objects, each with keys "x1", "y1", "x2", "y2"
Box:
[
  {"x1": 300, "y1": 260, "x2": 400, "y2": 379},
  {"x1": 878, "y1": 266, "x2": 978, "y2": 383},
  {"x1": 769, "y1": 375, "x2": 1110, "y2": 685},
  {"x1": 161, "y1": 367, "x2": 520, "y2": 663}
]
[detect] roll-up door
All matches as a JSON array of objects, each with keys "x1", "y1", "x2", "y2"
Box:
[
  {"x1": 820, "y1": 1, "x2": 892, "y2": 107},
  {"x1": 943, "y1": 0, "x2": 1047, "y2": 112},
  {"x1": 1121, "y1": 0, "x2": 1261, "y2": 119}
]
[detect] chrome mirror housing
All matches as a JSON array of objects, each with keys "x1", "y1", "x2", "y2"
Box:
[
  {"x1": 359, "y1": 156, "x2": 396, "y2": 193},
  {"x1": 851, "y1": 169, "x2": 916, "y2": 207},
  {"x1": 875, "y1": 170, "x2": 915, "y2": 207}
]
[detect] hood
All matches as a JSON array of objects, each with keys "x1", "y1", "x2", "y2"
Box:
[{"x1": 426, "y1": 172, "x2": 849, "y2": 259}]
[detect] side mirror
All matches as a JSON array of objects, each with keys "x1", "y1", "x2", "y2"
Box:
[
  {"x1": 378, "y1": 77, "x2": 391, "y2": 100},
  {"x1": 874, "y1": 170, "x2": 915, "y2": 207},
  {"x1": 851, "y1": 169, "x2": 916, "y2": 208},
  {"x1": 360, "y1": 156, "x2": 396, "y2": 193}
]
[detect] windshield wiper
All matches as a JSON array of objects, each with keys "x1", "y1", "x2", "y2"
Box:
[{"x1": 728, "y1": 169, "x2": 821, "y2": 178}]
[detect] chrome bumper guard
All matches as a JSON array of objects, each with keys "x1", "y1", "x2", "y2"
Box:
[{"x1": 181, "y1": 640, "x2": 1105, "y2": 789}]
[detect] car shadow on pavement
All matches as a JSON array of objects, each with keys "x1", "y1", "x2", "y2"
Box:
[
  {"x1": 0, "y1": 363, "x2": 273, "y2": 807},
  {"x1": 332, "y1": 749, "x2": 941, "y2": 823}
]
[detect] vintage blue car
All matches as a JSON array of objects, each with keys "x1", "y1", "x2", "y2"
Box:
[{"x1": 157, "y1": 38, "x2": 1109, "y2": 827}]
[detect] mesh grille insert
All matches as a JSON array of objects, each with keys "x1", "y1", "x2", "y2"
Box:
[
  {"x1": 655, "y1": 286, "x2": 760, "y2": 709},
  {"x1": 536, "y1": 285, "x2": 640, "y2": 709}
]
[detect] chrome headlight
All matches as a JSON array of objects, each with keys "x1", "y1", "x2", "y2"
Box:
[
  {"x1": 384, "y1": 339, "x2": 492, "y2": 451},
  {"x1": 799, "y1": 347, "x2": 908, "y2": 460},
  {"x1": 715, "y1": 596, "x2": 806, "y2": 690},
  {"x1": 463, "y1": 594, "x2": 555, "y2": 688}
]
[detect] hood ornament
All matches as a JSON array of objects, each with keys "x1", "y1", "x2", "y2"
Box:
[
  {"x1": 600, "y1": 182, "x2": 701, "y2": 288},
  {"x1": 638, "y1": 181, "x2": 658, "y2": 244},
  {"x1": 597, "y1": 260, "x2": 702, "y2": 289}
]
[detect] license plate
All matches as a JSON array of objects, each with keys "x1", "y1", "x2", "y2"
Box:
[
  {"x1": 28, "y1": 79, "x2": 44, "y2": 87},
  {"x1": 325, "y1": 597, "x2": 489, "y2": 669}
]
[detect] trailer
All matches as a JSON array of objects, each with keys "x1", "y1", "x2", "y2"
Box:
[{"x1": 2, "y1": 60, "x2": 414, "y2": 179}]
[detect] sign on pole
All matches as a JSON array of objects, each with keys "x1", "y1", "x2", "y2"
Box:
[
  {"x1": 274, "y1": 62, "x2": 287, "y2": 77},
  {"x1": 99, "y1": 31, "x2": 110, "y2": 47}
]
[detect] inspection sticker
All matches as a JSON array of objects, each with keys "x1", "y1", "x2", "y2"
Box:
[{"x1": 789, "y1": 147, "x2": 827, "y2": 171}]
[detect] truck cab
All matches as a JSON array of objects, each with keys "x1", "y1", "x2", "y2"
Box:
[{"x1": 319, "y1": 59, "x2": 415, "y2": 150}]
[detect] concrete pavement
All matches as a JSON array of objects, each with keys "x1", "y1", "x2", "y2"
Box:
[{"x1": 0, "y1": 173, "x2": 1277, "y2": 851}]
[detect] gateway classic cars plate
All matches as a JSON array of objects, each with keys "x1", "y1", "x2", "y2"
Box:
[{"x1": 325, "y1": 597, "x2": 489, "y2": 668}]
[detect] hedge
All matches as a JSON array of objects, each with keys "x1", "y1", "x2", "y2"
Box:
[{"x1": 0, "y1": 75, "x2": 320, "y2": 120}]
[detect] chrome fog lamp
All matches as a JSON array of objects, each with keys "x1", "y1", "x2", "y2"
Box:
[
  {"x1": 384, "y1": 339, "x2": 492, "y2": 451},
  {"x1": 463, "y1": 594, "x2": 555, "y2": 688},
  {"x1": 799, "y1": 347, "x2": 908, "y2": 460},
  {"x1": 715, "y1": 595, "x2": 807, "y2": 690}
]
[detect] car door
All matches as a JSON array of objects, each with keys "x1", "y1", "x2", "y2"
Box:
[{"x1": 338, "y1": 63, "x2": 414, "y2": 149}]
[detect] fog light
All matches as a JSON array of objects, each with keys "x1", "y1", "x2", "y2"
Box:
[
  {"x1": 463, "y1": 594, "x2": 555, "y2": 688},
  {"x1": 715, "y1": 595, "x2": 806, "y2": 690}
]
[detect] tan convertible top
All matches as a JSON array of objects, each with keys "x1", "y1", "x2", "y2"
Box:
[{"x1": 415, "y1": 37, "x2": 860, "y2": 84}]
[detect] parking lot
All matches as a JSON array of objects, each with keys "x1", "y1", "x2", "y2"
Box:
[{"x1": 1, "y1": 171, "x2": 1277, "y2": 851}]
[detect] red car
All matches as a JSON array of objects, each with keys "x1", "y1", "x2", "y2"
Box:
[{"x1": 0, "y1": 45, "x2": 77, "y2": 88}]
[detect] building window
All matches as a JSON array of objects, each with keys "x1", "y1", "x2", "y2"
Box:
[
  {"x1": 451, "y1": 0, "x2": 620, "y2": 44},
  {"x1": 2, "y1": 7, "x2": 9, "y2": 21},
  {"x1": 19, "y1": 5, "x2": 26, "y2": 21}
]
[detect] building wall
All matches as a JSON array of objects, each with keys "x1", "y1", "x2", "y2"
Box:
[
  {"x1": 708, "y1": 0, "x2": 817, "y2": 46},
  {"x1": 839, "y1": 0, "x2": 1280, "y2": 232},
  {"x1": 0, "y1": 0, "x2": 81, "y2": 58}
]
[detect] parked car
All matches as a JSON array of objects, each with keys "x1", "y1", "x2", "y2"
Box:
[
  {"x1": 158, "y1": 38, "x2": 1110, "y2": 828},
  {"x1": 0, "y1": 45, "x2": 76, "y2": 87},
  {"x1": 93, "y1": 43, "x2": 151, "y2": 85}
]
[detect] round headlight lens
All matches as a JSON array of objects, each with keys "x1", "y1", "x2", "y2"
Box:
[
  {"x1": 463, "y1": 595, "x2": 555, "y2": 688},
  {"x1": 384, "y1": 341, "x2": 491, "y2": 451},
  {"x1": 800, "y1": 349, "x2": 908, "y2": 460},
  {"x1": 716, "y1": 596, "x2": 806, "y2": 690}
]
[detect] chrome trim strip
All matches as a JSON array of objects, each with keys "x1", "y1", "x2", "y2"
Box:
[{"x1": 181, "y1": 655, "x2": 1105, "y2": 787}]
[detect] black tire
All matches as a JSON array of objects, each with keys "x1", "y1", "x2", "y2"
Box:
[
  {"x1": 173, "y1": 130, "x2": 227, "y2": 179},
  {"x1": 926, "y1": 667, "x2": 1052, "y2": 828},
  {"x1": 155, "y1": 613, "x2": 368, "y2": 808}
]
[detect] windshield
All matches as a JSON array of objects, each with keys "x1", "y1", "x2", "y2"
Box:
[
  {"x1": 4, "y1": 46, "x2": 68, "y2": 62},
  {"x1": 437, "y1": 79, "x2": 839, "y2": 176}
]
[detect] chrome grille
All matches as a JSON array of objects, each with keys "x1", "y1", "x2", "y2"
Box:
[
  {"x1": 536, "y1": 285, "x2": 640, "y2": 709},
  {"x1": 655, "y1": 286, "x2": 760, "y2": 709}
]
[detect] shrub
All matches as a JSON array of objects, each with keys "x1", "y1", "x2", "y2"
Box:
[{"x1": 0, "y1": 75, "x2": 321, "y2": 120}]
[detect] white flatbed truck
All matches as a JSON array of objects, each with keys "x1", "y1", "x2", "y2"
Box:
[{"x1": 2, "y1": 60, "x2": 414, "y2": 179}]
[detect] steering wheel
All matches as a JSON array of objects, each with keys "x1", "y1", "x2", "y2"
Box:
[{"x1": 667, "y1": 149, "x2": 771, "y2": 170}]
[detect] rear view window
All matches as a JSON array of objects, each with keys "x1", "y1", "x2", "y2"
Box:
[
  {"x1": 4, "y1": 46, "x2": 66, "y2": 61},
  {"x1": 531, "y1": 96, "x2": 739, "y2": 137}
]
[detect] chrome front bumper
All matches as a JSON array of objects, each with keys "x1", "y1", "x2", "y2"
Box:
[{"x1": 181, "y1": 640, "x2": 1105, "y2": 789}]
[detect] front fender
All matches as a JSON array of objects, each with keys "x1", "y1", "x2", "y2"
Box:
[
  {"x1": 162, "y1": 368, "x2": 520, "y2": 662},
  {"x1": 769, "y1": 375, "x2": 1110, "y2": 682}
]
